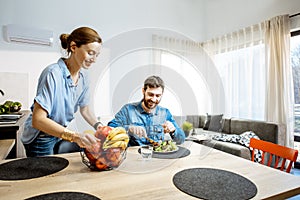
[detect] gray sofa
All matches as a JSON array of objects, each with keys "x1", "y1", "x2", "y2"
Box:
[{"x1": 176, "y1": 115, "x2": 286, "y2": 160}]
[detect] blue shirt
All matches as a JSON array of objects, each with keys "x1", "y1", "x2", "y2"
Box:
[
  {"x1": 108, "y1": 101, "x2": 185, "y2": 146},
  {"x1": 21, "y1": 58, "x2": 90, "y2": 144}
]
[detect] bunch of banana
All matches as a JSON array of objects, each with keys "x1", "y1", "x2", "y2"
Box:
[{"x1": 103, "y1": 127, "x2": 129, "y2": 150}]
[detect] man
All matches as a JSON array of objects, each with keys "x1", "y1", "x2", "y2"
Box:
[{"x1": 108, "y1": 75, "x2": 185, "y2": 146}]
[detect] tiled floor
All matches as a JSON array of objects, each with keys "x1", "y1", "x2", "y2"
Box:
[{"x1": 287, "y1": 168, "x2": 300, "y2": 200}]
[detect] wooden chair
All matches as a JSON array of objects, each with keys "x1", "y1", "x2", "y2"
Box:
[{"x1": 249, "y1": 138, "x2": 298, "y2": 173}]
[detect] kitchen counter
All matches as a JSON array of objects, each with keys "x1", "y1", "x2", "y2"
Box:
[
  {"x1": 0, "y1": 141, "x2": 300, "y2": 199},
  {"x1": 0, "y1": 110, "x2": 30, "y2": 158}
]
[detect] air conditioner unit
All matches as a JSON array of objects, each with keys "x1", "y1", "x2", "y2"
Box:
[{"x1": 3, "y1": 24, "x2": 54, "y2": 46}]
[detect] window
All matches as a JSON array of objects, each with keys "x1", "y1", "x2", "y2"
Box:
[
  {"x1": 291, "y1": 31, "x2": 300, "y2": 168},
  {"x1": 160, "y1": 52, "x2": 211, "y2": 115},
  {"x1": 291, "y1": 30, "x2": 300, "y2": 165}
]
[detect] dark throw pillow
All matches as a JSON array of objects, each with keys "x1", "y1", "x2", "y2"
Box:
[
  {"x1": 203, "y1": 113, "x2": 223, "y2": 132},
  {"x1": 203, "y1": 115, "x2": 211, "y2": 130}
]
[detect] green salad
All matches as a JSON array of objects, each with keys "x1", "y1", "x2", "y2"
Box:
[{"x1": 153, "y1": 140, "x2": 177, "y2": 152}]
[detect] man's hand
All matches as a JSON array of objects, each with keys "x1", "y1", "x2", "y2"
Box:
[
  {"x1": 162, "y1": 121, "x2": 175, "y2": 133},
  {"x1": 128, "y1": 126, "x2": 147, "y2": 138}
]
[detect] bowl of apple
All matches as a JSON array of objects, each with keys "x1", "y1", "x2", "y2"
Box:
[{"x1": 81, "y1": 126, "x2": 129, "y2": 171}]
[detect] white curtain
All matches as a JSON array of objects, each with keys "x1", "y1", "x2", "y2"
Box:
[
  {"x1": 201, "y1": 23, "x2": 266, "y2": 120},
  {"x1": 201, "y1": 15, "x2": 294, "y2": 147},
  {"x1": 152, "y1": 35, "x2": 225, "y2": 115},
  {"x1": 264, "y1": 15, "x2": 294, "y2": 148},
  {"x1": 152, "y1": 15, "x2": 294, "y2": 147},
  {"x1": 152, "y1": 35, "x2": 203, "y2": 55}
]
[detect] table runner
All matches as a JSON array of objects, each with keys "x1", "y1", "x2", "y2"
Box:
[
  {"x1": 173, "y1": 168, "x2": 257, "y2": 200},
  {"x1": 0, "y1": 156, "x2": 69, "y2": 180},
  {"x1": 25, "y1": 192, "x2": 100, "y2": 200}
]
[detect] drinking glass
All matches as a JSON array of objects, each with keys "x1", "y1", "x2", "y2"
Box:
[{"x1": 140, "y1": 145, "x2": 153, "y2": 161}]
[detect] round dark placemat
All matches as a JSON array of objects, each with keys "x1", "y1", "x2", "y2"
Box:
[
  {"x1": 173, "y1": 168, "x2": 257, "y2": 200},
  {"x1": 138, "y1": 146, "x2": 190, "y2": 159},
  {"x1": 25, "y1": 192, "x2": 100, "y2": 200},
  {"x1": 0, "y1": 156, "x2": 69, "y2": 180}
]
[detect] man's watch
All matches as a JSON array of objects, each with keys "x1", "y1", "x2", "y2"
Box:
[{"x1": 170, "y1": 131, "x2": 175, "y2": 138}]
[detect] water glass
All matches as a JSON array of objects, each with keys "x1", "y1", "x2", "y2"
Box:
[{"x1": 141, "y1": 145, "x2": 153, "y2": 161}]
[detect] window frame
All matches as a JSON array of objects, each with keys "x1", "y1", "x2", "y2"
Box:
[{"x1": 291, "y1": 29, "x2": 300, "y2": 168}]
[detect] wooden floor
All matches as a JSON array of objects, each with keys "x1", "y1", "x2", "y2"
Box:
[
  {"x1": 0, "y1": 139, "x2": 15, "y2": 160},
  {"x1": 291, "y1": 168, "x2": 300, "y2": 176},
  {"x1": 288, "y1": 168, "x2": 300, "y2": 200}
]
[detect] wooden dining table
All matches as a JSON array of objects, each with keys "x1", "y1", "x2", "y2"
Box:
[{"x1": 0, "y1": 141, "x2": 300, "y2": 199}]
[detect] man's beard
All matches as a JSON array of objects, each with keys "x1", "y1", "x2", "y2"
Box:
[{"x1": 143, "y1": 97, "x2": 160, "y2": 110}]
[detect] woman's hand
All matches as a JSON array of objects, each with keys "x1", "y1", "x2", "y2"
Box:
[{"x1": 73, "y1": 132, "x2": 100, "y2": 149}]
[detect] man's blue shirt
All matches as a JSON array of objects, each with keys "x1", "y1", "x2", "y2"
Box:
[{"x1": 108, "y1": 101, "x2": 185, "y2": 146}]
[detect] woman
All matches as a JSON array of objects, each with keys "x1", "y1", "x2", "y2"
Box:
[{"x1": 21, "y1": 27, "x2": 102, "y2": 157}]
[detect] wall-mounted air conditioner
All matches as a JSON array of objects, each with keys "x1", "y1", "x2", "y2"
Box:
[{"x1": 3, "y1": 24, "x2": 54, "y2": 46}]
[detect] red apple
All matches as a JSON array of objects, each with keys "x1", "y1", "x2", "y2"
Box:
[
  {"x1": 95, "y1": 126, "x2": 112, "y2": 141},
  {"x1": 84, "y1": 149, "x2": 97, "y2": 164},
  {"x1": 84, "y1": 140, "x2": 102, "y2": 163},
  {"x1": 95, "y1": 156, "x2": 109, "y2": 170},
  {"x1": 105, "y1": 148, "x2": 122, "y2": 167},
  {"x1": 90, "y1": 140, "x2": 102, "y2": 153}
]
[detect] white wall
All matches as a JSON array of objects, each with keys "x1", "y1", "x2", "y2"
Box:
[
  {"x1": 0, "y1": 0, "x2": 205, "y2": 109},
  {"x1": 0, "y1": 0, "x2": 299, "y2": 113},
  {"x1": 203, "y1": 0, "x2": 300, "y2": 40},
  {"x1": 0, "y1": 0, "x2": 205, "y2": 49}
]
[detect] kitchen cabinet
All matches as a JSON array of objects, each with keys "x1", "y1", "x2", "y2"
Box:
[{"x1": 0, "y1": 110, "x2": 29, "y2": 158}]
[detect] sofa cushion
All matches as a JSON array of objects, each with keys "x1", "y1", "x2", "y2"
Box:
[
  {"x1": 203, "y1": 114, "x2": 223, "y2": 132},
  {"x1": 186, "y1": 115, "x2": 201, "y2": 128},
  {"x1": 192, "y1": 129, "x2": 257, "y2": 160},
  {"x1": 204, "y1": 140, "x2": 251, "y2": 160},
  {"x1": 229, "y1": 118, "x2": 281, "y2": 144},
  {"x1": 212, "y1": 131, "x2": 261, "y2": 161}
]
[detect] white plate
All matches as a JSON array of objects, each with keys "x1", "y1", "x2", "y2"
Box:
[
  {"x1": 153, "y1": 146, "x2": 179, "y2": 154},
  {"x1": 0, "y1": 113, "x2": 23, "y2": 120}
]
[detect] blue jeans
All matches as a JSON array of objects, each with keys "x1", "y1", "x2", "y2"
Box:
[{"x1": 24, "y1": 132, "x2": 81, "y2": 157}]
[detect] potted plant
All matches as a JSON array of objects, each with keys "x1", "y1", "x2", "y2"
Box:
[{"x1": 182, "y1": 121, "x2": 193, "y2": 137}]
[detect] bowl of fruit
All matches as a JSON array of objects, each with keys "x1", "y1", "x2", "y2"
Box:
[
  {"x1": 81, "y1": 126, "x2": 129, "y2": 171},
  {"x1": 0, "y1": 100, "x2": 22, "y2": 114}
]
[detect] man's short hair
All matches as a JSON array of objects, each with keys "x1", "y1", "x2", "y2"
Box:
[{"x1": 143, "y1": 75, "x2": 165, "y2": 91}]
